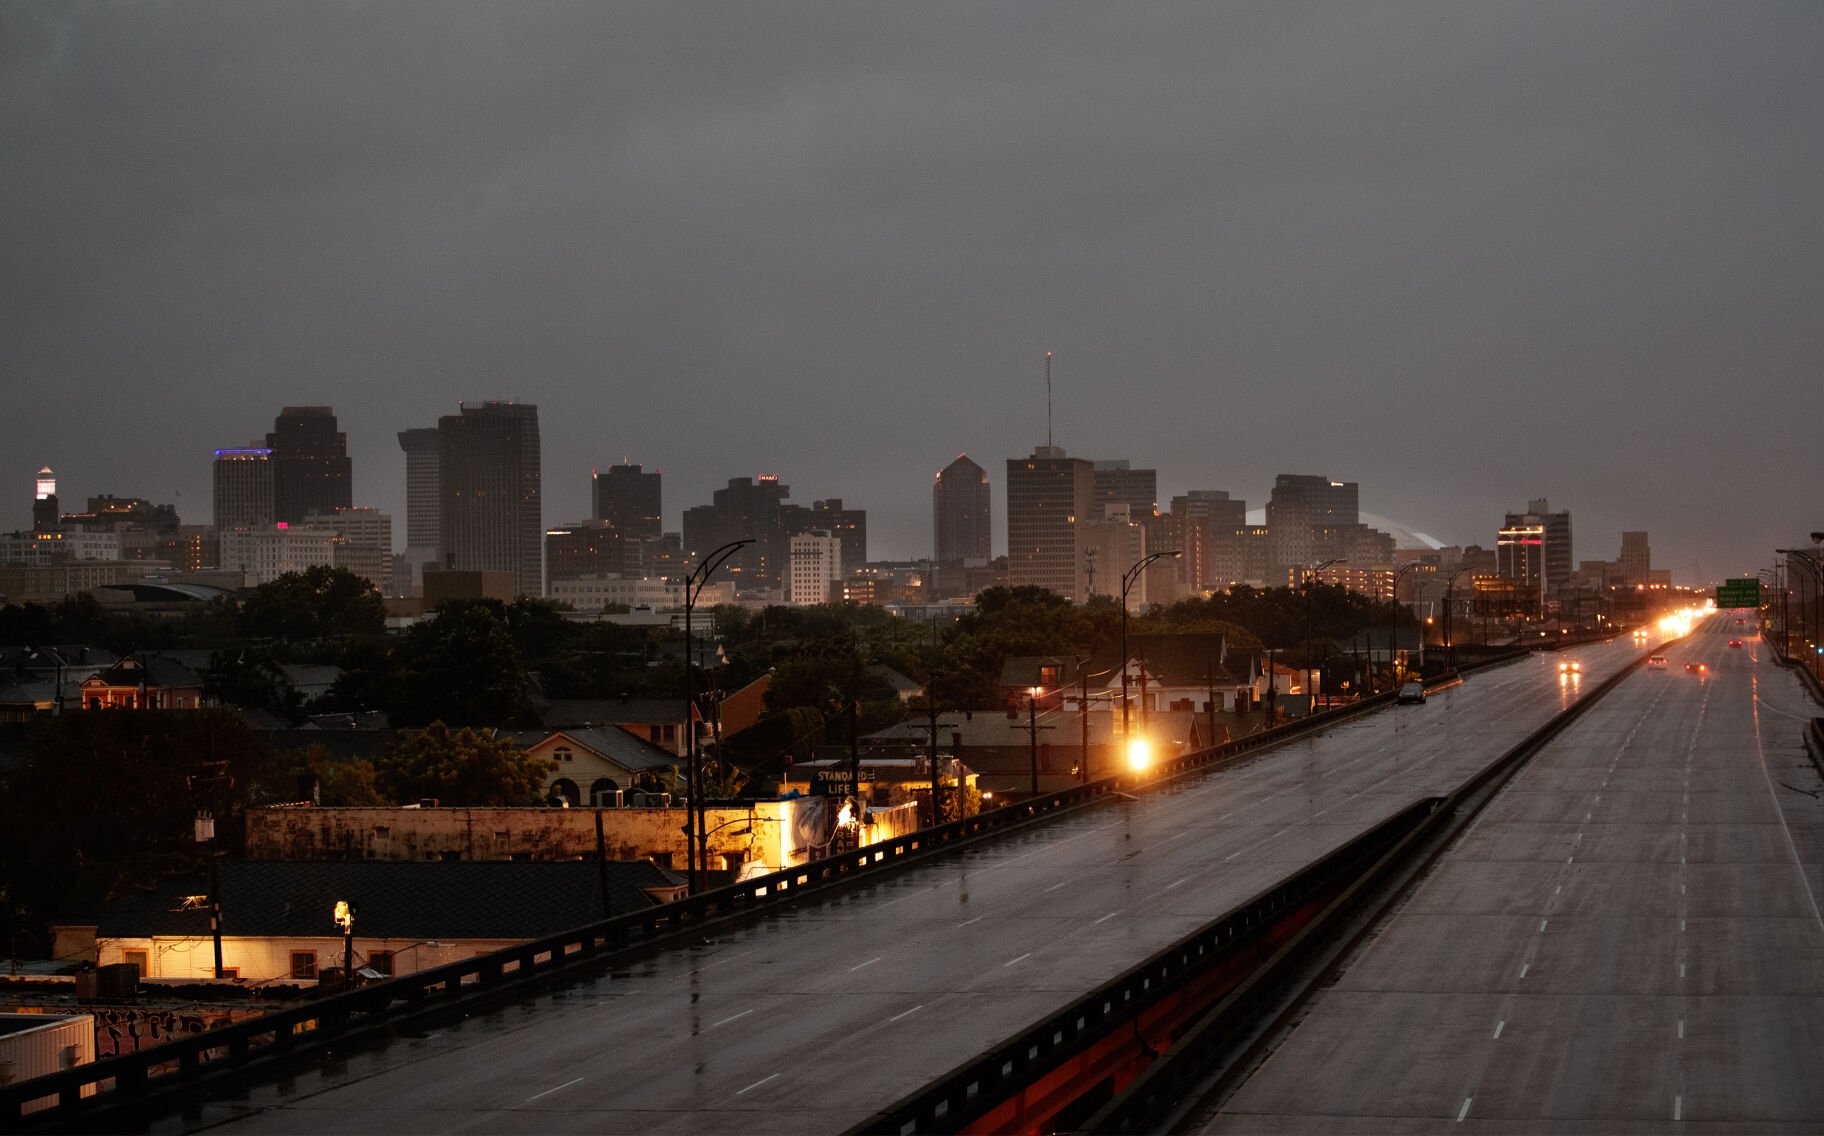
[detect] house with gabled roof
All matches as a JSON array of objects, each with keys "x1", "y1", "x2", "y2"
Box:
[
  {"x1": 503, "y1": 725, "x2": 683, "y2": 807},
  {"x1": 537, "y1": 696, "x2": 692, "y2": 757},
  {"x1": 77, "y1": 654, "x2": 206, "y2": 711}
]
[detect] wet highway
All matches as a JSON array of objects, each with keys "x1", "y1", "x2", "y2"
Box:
[
  {"x1": 1206, "y1": 615, "x2": 1824, "y2": 1133},
  {"x1": 175, "y1": 638, "x2": 1651, "y2": 1134}
]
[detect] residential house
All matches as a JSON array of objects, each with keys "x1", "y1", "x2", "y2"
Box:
[
  {"x1": 77, "y1": 655, "x2": 206, "y2": 711},
  {"x1": 503, "y1": 726, "x2": 683, "y2": 807}
]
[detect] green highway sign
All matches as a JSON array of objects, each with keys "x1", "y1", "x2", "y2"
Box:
[{"x1": 1714, "y1": 578, "x2": 1760, "y2": 609}]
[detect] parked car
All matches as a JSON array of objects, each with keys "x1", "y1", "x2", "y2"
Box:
[{"x1": 1397, "y1": 682, "x2": 1427, "y2": 704}]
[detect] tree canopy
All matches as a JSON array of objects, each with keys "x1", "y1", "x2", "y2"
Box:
[
  {"x1": 236, "y1": 566, "x2": 386, "y2": 645},
  {"x1": 375, "y1": 722, "x2": 554, "y2": 806}
]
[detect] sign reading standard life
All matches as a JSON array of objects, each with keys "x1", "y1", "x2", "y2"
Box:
[{"x1": 1714, "y1": 578, "x2": 1760, "y2": 609}]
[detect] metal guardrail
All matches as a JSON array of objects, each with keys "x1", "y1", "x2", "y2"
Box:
[
  {"x1": 1, "y1": 653, "x2": 1526, "y2": 1129},
  {"x1": 845, "y1": 797, "x2": 1442, "y2": 1136},
  {"x1": 1077, "y1": 637, "x2": 1664, "y2": 1134},
  {"x1": 1805, "y1": 718, "x2": 1824, "y2": 782}
]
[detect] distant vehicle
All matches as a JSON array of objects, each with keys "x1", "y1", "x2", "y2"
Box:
[
  {"x1": 1558, "y1": 660, "x2": 1582, "y2": 674},
  {"x1": 1728, "y1": 639, "x2": 1743, "y2": 648},
  {"x1": 1397, "y1": 682, "x2": 1426, "y2": 704},
  {"x1": 1684, "y1": 662, "x2": 1707, "y2": 674},
  {"x1": 1648, "y1": 656, "x2": 1669, "y2": 669}
]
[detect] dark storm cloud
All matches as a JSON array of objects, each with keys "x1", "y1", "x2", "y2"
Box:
[{"x1": 3, "y1": 2, "x2": 1819, "y2": 578}]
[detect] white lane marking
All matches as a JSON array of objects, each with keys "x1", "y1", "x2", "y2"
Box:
[
  {"x1": 1539, "y1": 919, "x2": 1549, "y2": 932},
  {"x1": 1678, "y1": 1019, "x2": 1685, "y2": 1039},
  {"x1": 1005, "y1": 952, "x2": 1032, "y2": 967},
  {"x1": 1044, "y1": 880, "x2": 1069, "y2": 893},
  {"x1": 1224, "y1": 851, "x2": 1241, "y2": 861},
  {"x1": 1519, "y1": 963, "x2": 1529, "y2": 979},
  {"x1": 1166, "y1": 877, "x2": 1189, "y2": 890},
  {"x1": 889, "y1": 1005, "x2": 924, "y2": 1023},
  {"x1": 1680, "y1": 963, "x2": 1686, "y2": 978},
  {"x1": 736, "y1": 1073, "x2": 781, "y2": 1096},
  {"x1": 1457, "y1": 1097, "x2": 1473, "y2": 1122},
  {"x1": 1555, "y1": 885, "x2": 1563, "y2": 895},
  {"x1": 1170, "y1": 831, "x2": 1189, "y2": 840},
  {"x1": 1492, "y1": 1020, "x2": 1505, "y2": 1039},
  {"x1": 1680, "y1": 919, "x2": 1686, "y2": 931},
  {"x1": 694, "y1": 949, "x2": 756, "y2": 973},
  {"x1": 849, "y1": 957, "x2": 881, "y2": 972},
  {"x1": 525, "y1": 1076, "x2": 584, "y2": 1102},
  {"x1": 1674, "y1": 1094, "x2": 1683, "y2": 1121},
  {"x1": 958, "y1": 916, "x2": 984, "y2": 928},
  {"x1": 712, "y1": 1009, "x2": 754, "y2": 1028},
  {"x1": 1271, "y1": 828, "x2": 1287, "y2": 839},
  {"x1": 1095, "y1": 911, "x2": 1120, "y2": 924}
]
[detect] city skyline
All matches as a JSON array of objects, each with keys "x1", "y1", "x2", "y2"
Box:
[
  {"x1": 4, "y1": 5, "x2": 1818, "y2": 582},
  {"x1": 1, "y1": 417, "x2": 1749, "y2": 586}
]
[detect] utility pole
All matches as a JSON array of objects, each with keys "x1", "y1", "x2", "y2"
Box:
[
  {"x1": 1205, "y1": 664, "x2": 1218, "y2": 749},
  {"x1": 1026, "y1": 688, "x2": 1055, "y2": 798},
  {"x1": 1080, "y1": 670, "x2": 1092, "y2": 782},
  {"x1": 906, "y1": 700, "x2": 947, "y2": 827}
]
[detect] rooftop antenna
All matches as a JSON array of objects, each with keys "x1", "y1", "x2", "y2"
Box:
[{"x1": 1045, "y1": 351, "x2": 1054, "y2": 449}]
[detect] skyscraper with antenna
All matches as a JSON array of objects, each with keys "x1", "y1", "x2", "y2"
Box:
[{"x1": 1006, "y1": 351, "x2": 1095, "y2": 600}]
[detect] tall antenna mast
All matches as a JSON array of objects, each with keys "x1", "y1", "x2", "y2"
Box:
[{"x1": 1045, "y1": 351, "x2": 1053, "y2": 449}]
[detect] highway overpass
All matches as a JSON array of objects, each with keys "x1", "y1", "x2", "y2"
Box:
[
  {"x1": 1201, "y1": 614, "x2": 1824, "y2": 1132},
  {"x1": 154, "y1": 638, "x2": 1656, "y2": 1134}
]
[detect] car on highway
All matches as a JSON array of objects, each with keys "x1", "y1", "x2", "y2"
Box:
[
  {"x1": 1648, "y1": 656, "x2": 1669, "y2": 669},
  {"x1": 1396, "y1": 682, "x2": 1426, "y2": 704},
  {"x1": 1558, "y1": 659, "x2": 1581, "y2": 674},
  {"x1": 1684, "y1": 662, "x2": 1707, "y2": 674},
  {"x1": 1729, "y1": 639, "x2": 1743, "y2": 648}
]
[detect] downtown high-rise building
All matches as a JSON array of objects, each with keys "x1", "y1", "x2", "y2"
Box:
[
  {"x1": 212, "y1": 447, "x2": 274, "y2": 530},
  {"x1": 1497, "y1": 498, "x2": 1573, "y2": 607},
  {"x1": 436, "y1": 401, "x2": 542, "y2": 598},
  {"x1": 1092, "y1": 460, "x2": 1158, "y2": 519},
  {"x1": 32, "y1": 467, "x2": 57, "y2": 532},
  {"x1": 591, "y1": 464, "x2": 662, "y2": 540},
  {"x1": 267, "y1": 407, "x2": 352, "y2": 525},
  {"x1": 1172, "y1": 490, "x2": 1248, "y2": 591},
  {"x1": 397, "y1": 427, "x2": 442, "y2": 577},
  {"x1": 682, "y1": 476, "x2": 792, "y2": 587},
  {"x1": 1266, "y1": 474, "x2": 1360, "y2": 579},
  {"x1": 933, "y1": 454, "x2": 991, "y2": 563},
  {"x1": 1618, "y1": 531, "x2": 1651, "y2": 584},
  {"x1": 1006, "y1": 446, "x2": 1095, "y2": 602}
]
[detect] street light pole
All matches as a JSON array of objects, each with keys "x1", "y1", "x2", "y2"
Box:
[
  {"x1": 683, "y1": 539, "x2": 752, "y2": 896},
  {"x1": 1779, "y1": 549, "x2": 1823, "y2": 682},
  {"x1": 1303, "y1": 559, "x2": 1344, "y2": 714},
  {"x1": 1443, "y1": 565, "x2": 1473, "y2": 673},
  {"x1": 1120, "y1": 550, "x2": 1182, "y2": 747},
  {"x1": 1387, "y1": 563, "x2": 1421, "y2": 689}
]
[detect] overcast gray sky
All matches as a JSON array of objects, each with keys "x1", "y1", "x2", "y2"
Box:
[{"x1": 4, "y1": 2, "x2": 1819, "y2": 583}]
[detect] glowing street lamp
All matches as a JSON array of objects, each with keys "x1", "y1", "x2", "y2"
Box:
[
  {"x1": 1125, "y1": 736, "x2": 1153, "y2": 774},
  {"x1": 332, "y1": 899, "x2": 356, "y2": 987},
  {"x1": 1120, "y1": 550, "x2": 1181, "y2": 747}
]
